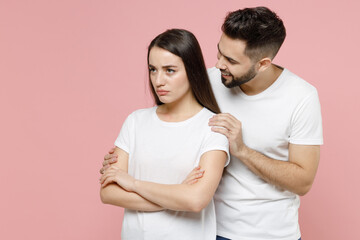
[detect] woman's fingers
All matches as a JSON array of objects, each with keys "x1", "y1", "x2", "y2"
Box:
[
  {"x1": 182, "y1": 166, "x2": 205, "y2": 184},
  {"x1": 101, "y1": 176, "x2": 116, "y2": 188},
  {"x1": 100, "y1": 166, "x2": 121, "y2": 184}
]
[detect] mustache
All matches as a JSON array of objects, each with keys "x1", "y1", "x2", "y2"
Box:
[{"x1": 220, "y1": 70, "x2": 232, "y2": 76}]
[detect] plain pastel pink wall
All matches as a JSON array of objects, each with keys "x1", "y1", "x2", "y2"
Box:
[{"x1": 1, "y1": 0, "x2": 359, "y2": 239}]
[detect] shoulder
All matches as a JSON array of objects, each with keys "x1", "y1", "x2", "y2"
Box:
[
  {"x1": 199, "y1": 109, "x2": 230, "y2": 165},
  {"x1": 201, "y1": 107, "x2": 217, "y2": 118},
  {"x1": 200, "y1": 109, "x2": 227, "y2": 140},
  {"x1": 124, "y1": 107, "x2": 156, "y2": 124},
  {"x1": 282, "y1": 69, "x2": 318, "y2": 95},
  {"x1": 277, "y1": 69, "x2": 320, "y2": 105},
  {"x1": 129, "y1": 107, "x2": 156, "y2": 117},
  {"x1": 190, "y1": 108, "x2": 217, "y2": 134}
]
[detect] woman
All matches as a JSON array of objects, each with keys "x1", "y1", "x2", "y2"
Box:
[{"x1": 100, "y1": 29, "x2": 229, "y2": 240}]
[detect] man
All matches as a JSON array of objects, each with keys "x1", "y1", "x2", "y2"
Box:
[{"x1": 101, "y1": 6, "x2": 323, "y2": 240}]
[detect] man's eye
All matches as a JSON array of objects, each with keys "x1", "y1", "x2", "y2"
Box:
[{"x1": 227, "y1": 59, "x2": 236, "y2": 65}]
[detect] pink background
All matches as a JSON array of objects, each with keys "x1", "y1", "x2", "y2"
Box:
[{"x1": 1, "y1": 0, "x2": 359, "y2": 239}]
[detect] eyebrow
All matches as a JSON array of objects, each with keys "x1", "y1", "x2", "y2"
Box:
[
  {"x1": 162, "y1": 65, "x2": 178, "y2": 68},
  {"x1": 148, "y1": 64, "x2": 178, "y2": 69},
  {"x1": 217, "y1": 44, "x2": 239, "y2": 64}
]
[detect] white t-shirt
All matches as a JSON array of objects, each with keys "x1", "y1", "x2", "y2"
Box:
[
  {"x1": 114, "y1": 106, "x2": 230, "y2": 240},
  {"x1": 208, "y1": 67, "x2": 323, "y2": 240}
]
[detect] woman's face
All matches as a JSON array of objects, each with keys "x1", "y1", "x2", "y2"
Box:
[{"x1": 148, "y1": 47, "x2": 193, "y2": 105}]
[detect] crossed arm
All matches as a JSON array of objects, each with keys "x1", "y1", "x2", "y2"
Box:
[
  {"x1": 100, "y1": 148, "x2": 163, "y2": 211},
  {"x1": 100, "y1": 147, "x2": 227, "y2": 212}
]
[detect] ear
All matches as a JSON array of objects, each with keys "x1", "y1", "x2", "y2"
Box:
[{"x1": 257, "y1": 57, "x2": 272, "y2": 72}]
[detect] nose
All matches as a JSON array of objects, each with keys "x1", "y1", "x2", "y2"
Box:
[
  {"x1": 215, "y1": 56, "x2": 226, "y2": 70},
  {"x1": 153, "y1": 71, "x2": 166, "y2": 87}
]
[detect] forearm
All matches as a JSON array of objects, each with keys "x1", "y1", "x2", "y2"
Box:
[
  {"x1": 236, "y1": 146, "x2": 312, "y2": 195},
  {"x1": 131, "y1": 151, "x2": 227, "y2": 212},
  {"x1": 100, "y1": 183, "x2": 163, "y2": 212},
  {"x1": 133, "y1": 181, "x2": 211, "y2": 212}
]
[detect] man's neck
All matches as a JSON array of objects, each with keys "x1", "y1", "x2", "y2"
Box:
[{"x1": 240, "y1": 64, "x2": 283, "y2": 96}]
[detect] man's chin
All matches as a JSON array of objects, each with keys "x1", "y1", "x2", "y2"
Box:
[
  {"x1": 221, "y1": 76, "x2": 237, "y2": 88},
  {"x1": 221, "y1": 76, "x2": 231, "y2": 84}
]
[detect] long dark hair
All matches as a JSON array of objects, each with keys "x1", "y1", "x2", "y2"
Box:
[{"x1": 147, "y1": 29, "x2": 220, "y2": 114}]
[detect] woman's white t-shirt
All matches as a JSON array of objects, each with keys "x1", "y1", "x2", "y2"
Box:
[{"x1": 114, "y1": 107, "x2": 229, "y2": 240}]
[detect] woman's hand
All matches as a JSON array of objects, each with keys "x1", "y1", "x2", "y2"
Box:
[
  {"x1": 100, "y1": 147, "x2": 118, "y2": 174},
  {"x1": 100, "y1": 166, "x2": 135, "y2": 192},
  {"x1": 182, "y1": 166, "x2": 205, "y2": 184}
]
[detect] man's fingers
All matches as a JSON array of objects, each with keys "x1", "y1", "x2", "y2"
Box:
[
  {"x1": 209, "y1": 113, "x2": 239, "y2": 128},
  {"x1": 211, "y1": 126, "x2": 230, "y2": 138},
  {"x1": 215, "y1": 113, "x2": 238, "y2": 121},
  {"x1": 209, "y1": 121, "x2": 231, "y2": 131},
  {"x1": 209, "y1": 117, "x2": 235, "y2": 130}
]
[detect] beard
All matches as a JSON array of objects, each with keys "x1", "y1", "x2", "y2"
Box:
[{"x1": 221, "y1": 64, "x2": 257, "y2": 88}]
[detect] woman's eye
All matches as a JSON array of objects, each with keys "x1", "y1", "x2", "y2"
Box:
[
  {"x1": 149, "y1": 67, "x2": 156, "y2": 72},
  {"x1": 167, "y1": 69, "x2": 175, "y2": 73}
]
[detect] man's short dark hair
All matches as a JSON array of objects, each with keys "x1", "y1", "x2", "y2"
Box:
[{"x1": 222, "y1": 6, "x2": 286, "y2": 61}]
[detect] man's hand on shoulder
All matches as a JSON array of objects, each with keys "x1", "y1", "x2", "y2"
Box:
[{"x1": 208, "y1": 113, "x2": 248, "y2": 158}]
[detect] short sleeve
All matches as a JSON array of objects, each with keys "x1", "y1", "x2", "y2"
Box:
[
  {"x1": 289, "y1": 90, "x2": 323, "y2": 145},
  {"x1": 114, "y1": 113, "x2": 134, "y2": 153},
  {"x1": 200, "y1": 130, "x2": 230, "y2": 167}
]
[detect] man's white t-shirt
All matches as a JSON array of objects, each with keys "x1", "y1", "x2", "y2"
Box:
[
  {"x1": 208, "y1": 67, "x2": 323, "y2": 240},
  {"x1": 114, "y1": 107, "x2": 229, "y2": 240}
]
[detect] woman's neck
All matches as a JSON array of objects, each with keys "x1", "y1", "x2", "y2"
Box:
[{"x1": 156, "y1": 96, "x2": 203, "y2": 122}]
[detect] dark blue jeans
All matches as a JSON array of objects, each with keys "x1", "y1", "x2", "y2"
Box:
[{"x1": 216, "y1": 236, "x2": 301, "y2": 240}]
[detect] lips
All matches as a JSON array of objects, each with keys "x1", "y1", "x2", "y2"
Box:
[
  {"x1": 156, "y1": 90, "x2": 169, "y2": 96},
  {"x1": 221, "y1": 71, "x2": 232, "y2": 77}
]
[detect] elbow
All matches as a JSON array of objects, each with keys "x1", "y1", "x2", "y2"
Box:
[
  {"x1": 100, "y1": 188, "x2": 111, "y2": 204},
  {"x1": 297, "y1": 186, "x2": 311, "y2": 196},
  {"x1": 187, "y1": 198, "x2": 210, "y2": 213},
  {"x1": 295, "y1": 182, "x2": 313, "y2": 196}
]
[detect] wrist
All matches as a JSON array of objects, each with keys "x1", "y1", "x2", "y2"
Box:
[
  {"x1": 133, "y1": 179, "x2": 141, "y2": 193},
  {"x1": 235, "y1": 144, "x2": 251, "y2": 160}
]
